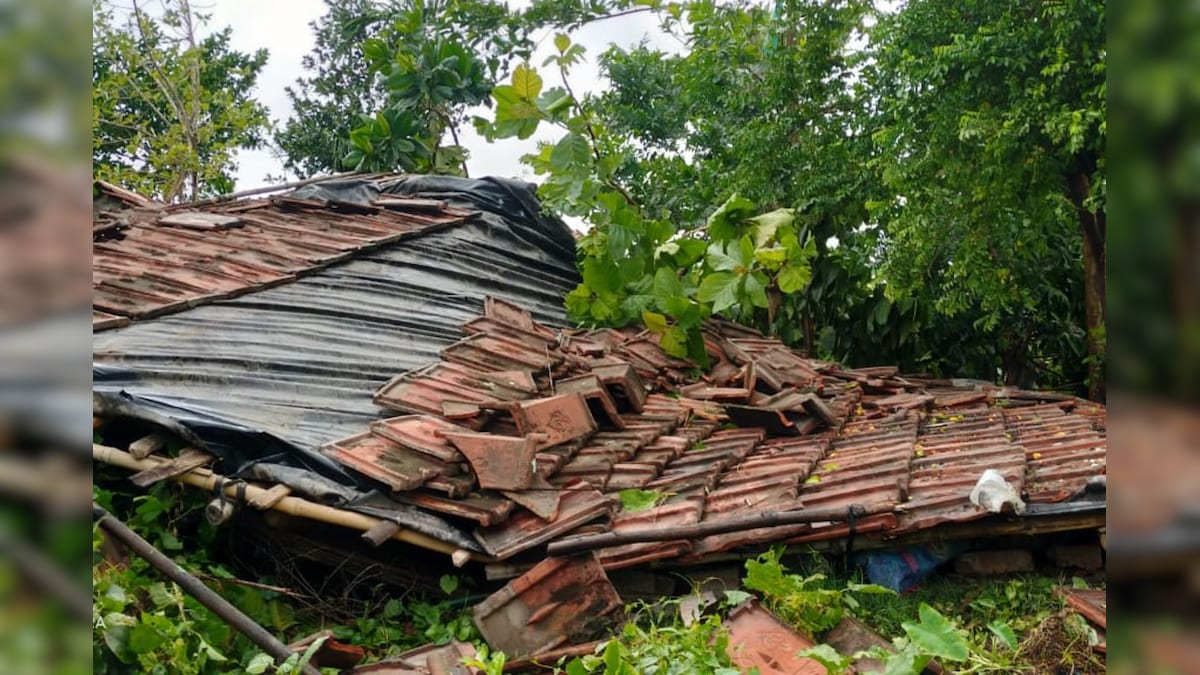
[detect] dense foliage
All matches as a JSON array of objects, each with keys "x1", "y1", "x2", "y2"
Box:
[
  {"x1": 93, "y1": 0, "x2": 1107, "y2": 393},
  {"x1": 92, "y1": 0, "x2": 271, "y2": 202},
  {"x1": 469, "y1": 0, "x2": 1107, "y2": 394}
]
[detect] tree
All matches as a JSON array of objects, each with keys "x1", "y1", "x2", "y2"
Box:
[
  {"x1": 868, "y1": 0, "x2": 1105, "y2": 397},
  {"x1": 92, "y1": 0, "x2": 271, "y2": 202},
  {"x1": 276, "y1": 0, "x2": 536, "y2": 176},
  {"x1": 580, "y1": 0, "x2": 1102, "y2": 393},
  {"x1": 274, "y1": 0, "x2": 397, "y2": 178}
]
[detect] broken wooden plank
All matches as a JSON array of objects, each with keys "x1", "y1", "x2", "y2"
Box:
[
  {"x1": 246, "y1": 484, "x2": 292, "y2": 510},
  {"x1": 129, "y1": 448, "x2": 214, "y2": 488},
  {"x1": 361, "y1": 520, "x2": 403, "y2": 547},
  {"x1": 128, "y1": 432, "x2": 169, "y2": 460}
]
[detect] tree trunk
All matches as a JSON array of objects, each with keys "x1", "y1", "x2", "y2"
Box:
[{"x1": 1069, "y1": 166, "x2": 1105, "y2": 401}]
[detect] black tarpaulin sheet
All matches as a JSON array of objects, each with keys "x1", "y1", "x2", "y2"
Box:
[{"x1": 94, "y1": 176, "x2": 580, "y2": 490}]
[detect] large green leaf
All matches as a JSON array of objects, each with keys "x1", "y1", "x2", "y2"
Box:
[
  {"x1": 550, "y1": 132, "x2": 591, "y2": 171},
  {"x1": 660, "y1": 326, "x2": 689, "y2": 356},
  {"x1": 777, "y1": 263, "x2": 812, "y2": 294},
  {"x1": 642, "y1": 311, "x2": 669, "y2": 333},
  {"x1": 901, "y1": 603, "x2": 970, "y2": 662},
  {"x1": 511, "y1": 63, "x2": 542, "y2": 101},
  {"x1": 652, "y1": 266, "x2": 685, "y2": 299},
  {"x1": 706, "y1": 240, "x2": 740, "y2": 272},
  {"x1": 747, "y1": 208, "x2": 795, "y2": 248},
  {"x1": 697, "y1": 272, "x2": 740, "y2": 314},
  {"x1": 744, "y1": 272, "x2": 770, "y2": 309},
  {"x1": 706, "y1": 193, "x2": 755, "y2": 240}
]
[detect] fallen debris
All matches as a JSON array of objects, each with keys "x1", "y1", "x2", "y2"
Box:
[
  {"x1": 472, "y1": 552, "x2": 623, "y2": 659},
  {"x1": 723, "y1": 598, "x2": 827, "y2": 675}
]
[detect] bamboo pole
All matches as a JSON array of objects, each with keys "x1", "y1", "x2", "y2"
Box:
[
  {"x1": 546, "y1": 502, "x2": 888, "y2": 556},
  {"x1": 93, "y1": 444, "x2": 482, "y2": 562}
]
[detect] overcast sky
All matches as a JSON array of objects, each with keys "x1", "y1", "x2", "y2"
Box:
[{"x1": 196, "y1": 0, "x2": 683, "y2": 191}]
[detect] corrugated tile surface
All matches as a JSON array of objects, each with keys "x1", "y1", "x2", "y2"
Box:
[{"x1": 93, "y1": 185, "x2": 476, "y2": 326}]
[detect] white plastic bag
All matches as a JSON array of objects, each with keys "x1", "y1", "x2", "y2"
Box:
[{"x1": 969, "y1": 469, "x2": 1026, "y2": 514}]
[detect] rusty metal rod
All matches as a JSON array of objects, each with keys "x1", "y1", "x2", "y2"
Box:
[
  {"x1": 93, "y1": 504, "x2": 320, "y2": 675},
  {"x1": 546, "y1": 502, "x2": 886, "y2": 556}
]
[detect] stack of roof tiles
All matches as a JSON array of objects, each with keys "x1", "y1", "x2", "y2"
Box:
[{"x1": 321, "y1": 297, "x2": 1107, "y2": 566}]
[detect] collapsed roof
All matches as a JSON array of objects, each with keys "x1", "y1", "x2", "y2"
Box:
[{"x1": 92, "y1": 173, "x2": 1106, "y2": 572}]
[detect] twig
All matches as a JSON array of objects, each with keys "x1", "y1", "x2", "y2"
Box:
[{"x1": 193, "y1": 572, "x2": 312, "y2": 600}]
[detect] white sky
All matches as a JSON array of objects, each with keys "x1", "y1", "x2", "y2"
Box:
[{"x1": 197, "y1": 0, "x2": 684, "y2": 190}]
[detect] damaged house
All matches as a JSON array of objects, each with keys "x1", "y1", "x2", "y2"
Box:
[{"x1": 92, "y1": 174, "x2": 1106, "y2": 672}]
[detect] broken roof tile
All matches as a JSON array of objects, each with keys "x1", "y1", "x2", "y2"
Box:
[
  {"x1": 370, "y1": 415, "x2": 465, "y2": 463},
  {"x1": 512, "y1": 393, "x2": 599, "y2": 449},
  {"x1": 322, "y1": 431, "x2": 457, "y2": 492},
  {"x1": 441, "y1": 332, "x2": 563, "y2": 373},
  {"x1": 442, "y1": 431, "x2": 538, "y2": 491},
  {"x1": 472, "y1": 552, "x2": 623, "y2": 658},
  {"x1": 473, "y1": 484, "x2": 614, "y2": 559},
  {"x1": 554, "y1": 374, "x2": 625, "y2": 429},
  {"x1": 592, "y1": 500, "x2": 703, "y2": 570},
  {"x1": 588, "y1": 362, "x2": 647, "y2": 412},
  {"x1": 373, "y1": 362, "x2": 537, "y2": 423},
  {"x1": 394, "y1": 490, "x2": 514, "y2": 527},
  {"x1": 724, "y1": 599, "x2": 827, "y2": 675}
]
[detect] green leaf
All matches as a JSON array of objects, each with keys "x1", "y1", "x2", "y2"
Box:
[
  {"x1": 246, "y1": 653, "x2": 274, "y2": 674},
  {"x1": 618, "y1": 488, "x2": 665, "y2": 513},
  {"x1": 723, "y1": 589, "x2": 751, "y2": 607},
  {"x1": 747, "y1": 208, "x2": 795, "y2": 248},
  {"x1": 654, "y1": 241, "x2": 679, "y2": 260},
  {"x1": 673, "y1": 239, "x2": 708, "y2": 267},
  {"x1": 706, "y1": 193, "x2": 756, "y2": 240},
  {"x1": 987, "y1": 620, "x2": 1018, "y2": 650},
  {"x1": 128, "y1": 621, "x2": 164, "y2": 654},
  {"x1": 901, "y1": 604, "x2": 970, "y2": 662},
  {"x1": 845, "y1": 583, "x2": 896, "y2": 596},
  {"x1": 607, "y1": 223, "x2": 637, "y2": 260},
  {"x1": 744, "y1": 272, "x2": 769, "y2": 309},
  {"x1": 147, "y1": 582, "x2": 173, "y2": 608},
  {"x1": 383, "y1": 598, "x2": 403, "y2": 619},
  {"x1": 797, "y1": 644, "x2": 853, "y2": 673},
  {"x1": 777, "y1": 263, "x2": 812, "y2": 294},
  {"x1": 511, "y1": 64, "x2": 542, "y2": 101},
  {"x1": 873, "y1": 298, "x2": 891, "y2": 328},
  {"x1": 554, "y1": 33, "x2": 571, "y2": 53},
  {"x1": 440, "y1": 574, "x2": 460, "y2": 595},
  {"x1": 881, "y1": 646, "x2": 932, "y2": 675},
  {"x1": 754, "y1": 246, "x2": 788, "y2": 268},
  {"x1": 604, "y1": 639, "x2": 623, "y2": 673},
  {"x1": 159, "y1": 530, "x2": 182, "y2": 550},
  {"x1": 199, "y1": 637, "x2": 228, "y2": 662},
  {"x1": 550, "y1": 132, "x2": 590, "y2": 171},
  {"x1": 652, "y1": 267, "x2": 685, "y2": 300},
  {"x1": 660, "y1": 326, "x2": 689, "y2": 357},
  {"x1": 565, "y1": 657, "x2": 589, "y2": 675},
  {"x1": 642, "y1": 311, "x2": 669, "y2": 333},
  {"x1": 706, "y1": 241, "x2": 741, "y2": 272},
  {"x1": 697, "y1": 272, "x2": 740, "y2": 314}
]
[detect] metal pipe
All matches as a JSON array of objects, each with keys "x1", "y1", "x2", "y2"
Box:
[
  {"x1": 93, "y1": 504, "x2": 320, "y2": 675},
  {"x1": 546, "y1": 502, "x2": 884, "y2": 556}
]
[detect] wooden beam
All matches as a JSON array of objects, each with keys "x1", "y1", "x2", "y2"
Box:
[{"x1": 129, "y1": 448, "x2": 214, "y2": 487}]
